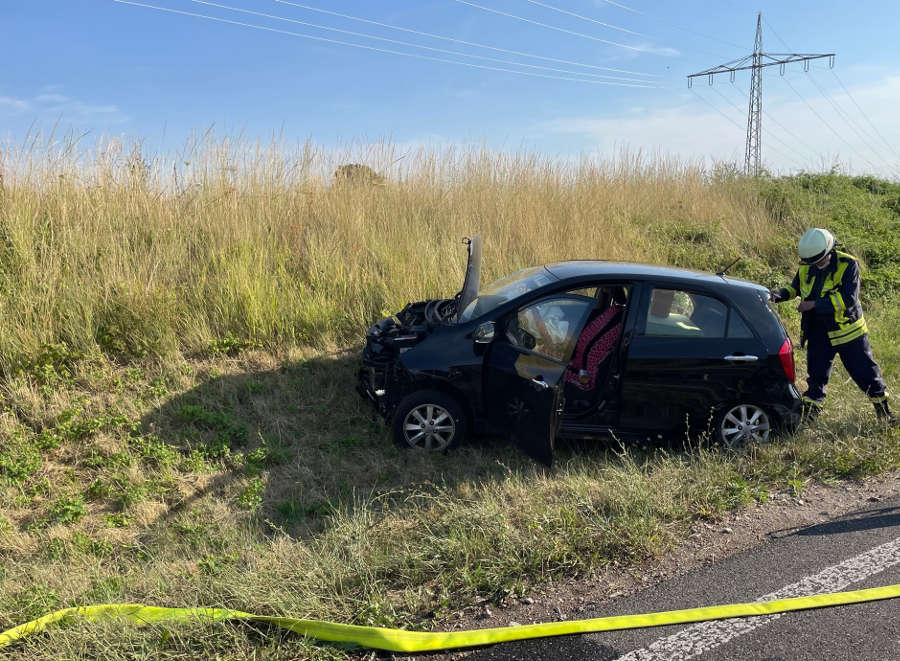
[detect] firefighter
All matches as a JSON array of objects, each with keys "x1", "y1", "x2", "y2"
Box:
[{"x1": 770, "y1": 228, "x2": 894, "y2": 423}]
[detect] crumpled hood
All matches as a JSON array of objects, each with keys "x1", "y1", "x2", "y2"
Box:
[{"x1": 456, "y1": 235, "x2": 481, "y2": 321}]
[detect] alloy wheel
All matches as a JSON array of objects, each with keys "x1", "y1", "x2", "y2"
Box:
[
  {"x1": 403, "y1": 403, "x2": 456, "y2": 451},
  {"x1": 720, "y1": 404, "x2": 771, "y2": 449}
]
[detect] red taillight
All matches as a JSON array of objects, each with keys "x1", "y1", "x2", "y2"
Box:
[{"x1": 779, "y1": 337, "x2": 795, "y2": 383}]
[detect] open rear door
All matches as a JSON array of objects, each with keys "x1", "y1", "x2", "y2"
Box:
[{"x1": 483, "y1": 294, "x2": 594, "y2": 465}]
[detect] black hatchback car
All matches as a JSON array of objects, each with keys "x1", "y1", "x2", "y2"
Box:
[{"x1": 357, "y1": 236, "x2": 801, "y2": 464}]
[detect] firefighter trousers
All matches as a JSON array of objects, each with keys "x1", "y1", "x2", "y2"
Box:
[{"x1": 803, "y1": 330, "x2": 887, "y2": 406}]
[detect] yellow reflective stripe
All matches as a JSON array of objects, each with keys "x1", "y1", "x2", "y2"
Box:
[
  {"x1": 798, "y1": 265, "x2": 813, "y2": 298},
  {"x1": 828, "y1": 317, "x2": 867, "y2": 340},
  {"x1": 785, "y1": 285, "x2": 798, "y2": 299},
  {"x1": 2, "y1": 587, "x2": 900, "y2": 653},
  {"x1": 870, "y1": 394, "x2": 889, "y2": 403},
  {"x1": 831, "y1": 327, "x2": 867, "y2": 346},
  {"x1": 831, "y1": 291, "x2": 846, "y2": 324}
]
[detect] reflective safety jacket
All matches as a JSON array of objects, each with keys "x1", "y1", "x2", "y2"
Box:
[{"x1": 775, "y1": 250, "x2": 867, "y2": 346}]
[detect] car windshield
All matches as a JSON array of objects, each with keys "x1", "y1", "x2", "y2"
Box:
[{"x1": 458, "y1": 266, "x2": 556, "y2": 322}]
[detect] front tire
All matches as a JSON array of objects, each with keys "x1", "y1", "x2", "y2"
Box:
[
  {"x1": 715, "y1": 403, "x2": 772, "y2": 450},
  {"x1": 392, "y1": 390, "x2": 468, "y2": 452}
]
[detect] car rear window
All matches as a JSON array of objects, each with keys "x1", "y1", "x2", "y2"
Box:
[{"x1": 727, "y1": 311, "x2": 755, "y2": 338}]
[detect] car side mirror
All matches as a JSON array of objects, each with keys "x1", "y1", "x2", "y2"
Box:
[{"x1": 473, "y1": 321, "x2": 496, "y2": 344}]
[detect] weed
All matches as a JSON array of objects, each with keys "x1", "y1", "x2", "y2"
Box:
[
  {"x1": 276, "y1": 499, "x2": 335, "y2": 523},
  {"x1": 198, "y1": 553, "x2": 238, "y2": 576},
  {"x1": 176, "y1": 404, "x2": 249, "y2": 459},
  {"x1": 12, "y1": 584, "x2": 60, "y2": 621},
  {"x1": 238, "y1": 477, "x2": 265, "y2": 510},
  {"x1": 86, "y1": 576, "x2": 125, "y2": 602},
  {"x1": 0, "y1": 441, "x2": 42, "y2": 483},
  {"x1": 208, "y1": 335, "x2": 260, "y2": 357},
  {"x1": 17, "y1": 342, "x2": 83, "y2": 386},
  {"x1": 47, "y1": 495, "x2": 87, "y2": 525},
  {"x1": 72, "y1": 531, "x2": 115, "y2": 557},
  {"x1": 104, "y1": 513, "x2": 130, "y2": 528}
]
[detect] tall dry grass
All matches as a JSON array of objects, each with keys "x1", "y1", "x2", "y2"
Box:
[
  {"x1": 2, "y1": 134, "x2": 899, "y2": 660},
  {"x1": 0, "y1": 134, "x2": 798, "y2": 369}
]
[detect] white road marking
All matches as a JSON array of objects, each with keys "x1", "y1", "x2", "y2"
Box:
[{"x1": 613, "y1": 536, "x2": 900, "y2": 661}]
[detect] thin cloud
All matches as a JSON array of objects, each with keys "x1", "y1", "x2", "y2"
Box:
[
  {"x1": 0, "y1": 90, "x2": 128, "y2": 124},
  {"x1": 0, "y1": 97, "x2": 31, "y2": 112},
  {"x1": 631, "y1": 43, "x2": 680, "y2": 57},
  {"x1": 34, "y1": 93, "x2": 71, "y2": 104}
]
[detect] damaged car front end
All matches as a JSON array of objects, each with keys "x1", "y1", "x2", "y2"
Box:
[{"x1": 356, "y1": 236, "x2": 483, "y2": 444}]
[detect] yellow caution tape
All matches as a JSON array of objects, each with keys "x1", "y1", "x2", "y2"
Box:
[{"x1": 2, "y1": 583, "x2": 899, "y2": 653}]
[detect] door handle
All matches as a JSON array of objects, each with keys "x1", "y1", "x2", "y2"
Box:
[
  {"x1": 531, "y1": 377, "x2": 550, "y2": 390},
  {"x1": 724, "y1": 354, "x2": 759, "y2": 362}
]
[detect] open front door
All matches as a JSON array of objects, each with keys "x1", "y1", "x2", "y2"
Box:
[
  {"x1": 483, "y1": 345, "x2": 566, "y2": 464},
  {"x1": 483, "y1": 294, "x2": 594, "y2": 465}
]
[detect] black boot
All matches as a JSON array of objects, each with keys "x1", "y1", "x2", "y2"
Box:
[{"x1": 874, "y1": 400, "x2": 898, "y2": 425}]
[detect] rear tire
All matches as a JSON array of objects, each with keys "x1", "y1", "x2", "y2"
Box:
[
  {"x1": 715, "y1": 403, "x2": 772, "y2": 450},
  {"x1": 392, "y1": 390, "x2": 468, "y2": 452}
]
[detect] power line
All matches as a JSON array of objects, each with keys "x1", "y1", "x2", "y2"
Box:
[
  {"x1": 725, "y1": 82, "x2": 821, "y2": 165},
  {"x1": 692, "y1": 88, "x2": 805, "y2": 172},
  {"x1": 190, "y1": 0, "x2": 651, "y2": 83},
  {"x1": 112, "y1": 0, "x2": 661, "y2": 87},
  {"x1": 598, "y1": 0, "x2": 641, "y2": 13},
  {"x1": 519, "y1": 0, "x2": 745, "y2": 62},
  {"x1": 762, "y1": 17, "x2": 898, "y2": 176},
  {"x1": 831, "y1": 69, "x2": 900, "y2": 163},
  {"x1": 708, "y1": 86, "x2": 809, "y2": 170},
  {"x1": 690, "y1": 88, "x2": 746, "y2": 136},
  {"x1": 761, "y1": 16, "x2": 791, "y2": 52},
  {"x1": 805, "y1": 71, "x2": 900, "y2": 175},
  {"x1": 520, "y1": 0, "x2": 646, "y2": 37},
  {"x1": 451, "y1": 0, "x2": 646, "y2": 52},
  {"x1": 272, "y1": 0, "x2": 658, "y2": 77},
  {"x1": 624, "y1": 5, "x2": 746, "y2": 51},
  {"x1": 777, "y1": 73, "x2": 881, "y2": 172}
]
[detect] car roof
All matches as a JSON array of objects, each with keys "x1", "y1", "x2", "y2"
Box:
[{"x1": 542, "y1": 260, "x2": 766, "y2": 292}]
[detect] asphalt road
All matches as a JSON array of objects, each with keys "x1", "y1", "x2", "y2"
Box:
[{"x1": 441, "y1": 494, "x2": 900, "y2": 661}]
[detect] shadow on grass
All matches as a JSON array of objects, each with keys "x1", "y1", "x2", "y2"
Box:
[{"x1": 139, "y1": 349, "x2": 550, "y2": 541}]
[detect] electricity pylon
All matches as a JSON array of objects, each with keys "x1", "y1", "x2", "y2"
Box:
[{"x1": 688, "y1": 13, "x2": 834, "y2": 175}]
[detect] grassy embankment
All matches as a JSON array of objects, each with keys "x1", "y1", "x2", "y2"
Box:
[{"x1": 1, "y1": 138, "x2": 899, "y2": 659}]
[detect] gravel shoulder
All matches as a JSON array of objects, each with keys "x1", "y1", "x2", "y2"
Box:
[{"x1": 399, "y1": 470, "x2": 900, "y2": 661}]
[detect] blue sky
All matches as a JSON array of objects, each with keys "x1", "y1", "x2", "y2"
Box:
[{"x1": 5, "y1": 1, "x2": 900, "y2": 176}]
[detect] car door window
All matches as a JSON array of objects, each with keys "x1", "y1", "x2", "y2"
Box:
[
  {"x1": 568, "y1": 287, "x2": 598, "y2": 299},
  {"x1": 514, "y1": 296, "x2": 593, "y2": 361},
  {"x1": 644, "y1": 288, "x2": 726, "y2": 338}
]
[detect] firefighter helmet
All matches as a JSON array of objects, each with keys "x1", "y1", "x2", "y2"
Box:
[{"x1": 798, "y1": 228, "x2": 836, "y2": 264}]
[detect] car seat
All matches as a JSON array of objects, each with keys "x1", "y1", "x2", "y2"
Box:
[{"x1": 566, "y1": 289, "x2": 625, "y2": 393}]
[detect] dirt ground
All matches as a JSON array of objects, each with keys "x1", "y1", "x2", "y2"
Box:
[{"x1": 398, "y1": 470, "x2": 900, "y2": 661}]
